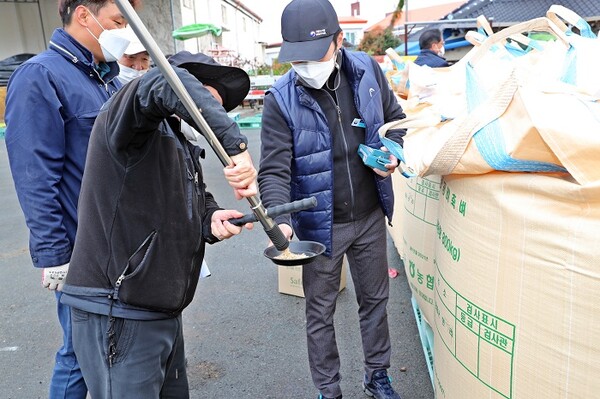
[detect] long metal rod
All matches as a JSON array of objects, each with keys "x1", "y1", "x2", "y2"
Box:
[{"x1": 114, "y1": 0, "x2": 278, "y2": 236}]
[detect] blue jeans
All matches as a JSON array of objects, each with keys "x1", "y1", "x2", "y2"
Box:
[{"x1": 50, "y1": 291, "x2": 87, "y2": 398}]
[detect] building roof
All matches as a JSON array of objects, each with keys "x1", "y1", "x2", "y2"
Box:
[
  {"x1": 443, "y1": 0, "x2": 600, "y2": 26},
  {"x1": 339, "y1": 16, "x2": 369, "y2": 25},
  {"x1": 366, "y1": 1, "x2": 466, "y2": 32},
  {"x1": 229, "y1": 0, "x2": 263, "y2": 23}
]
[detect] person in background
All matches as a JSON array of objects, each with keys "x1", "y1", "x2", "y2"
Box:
[
  {"x1": 4, "y1": 1, "x2": 141, "y2": 397},
  {"x1": 257, "y1": 0, "x2": 406, "y2": 398},
  {"x1": 61, "y1": 51, "x2": 256, "y2": 398},
  {"x1": 117, "y1": 25, "x2": 151, "y2": 85},
  {"x1": 413, "y1": 29, "x2": 449, "y2": 68}
]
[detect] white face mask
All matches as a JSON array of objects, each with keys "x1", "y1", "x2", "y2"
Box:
[
  {"x1": 438, "y1": 45, "x2": 446, "y2": 57},
  {"x1": 86, "y1": 11, "x2": 130, "y2": 62},
  {"x1": 292, "y1": 52, "x2": 337, "y2": 89},
  {"x1": 118, "y1": 64, "x2": 147, "y2": 84}
]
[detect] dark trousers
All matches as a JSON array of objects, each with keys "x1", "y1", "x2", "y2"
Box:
[
  {"x1": 303, "y1": 208, "x2": 392, "y2": 398},
  {"x1": 71, "y1": 309, "x2": 188, "y2": 398},
  {"x1": 50, "y1": 292, "x2": 87, "y2": 398}
]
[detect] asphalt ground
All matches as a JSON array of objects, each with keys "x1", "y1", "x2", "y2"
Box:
[{"x1": 0, "y1": 117, "x2": 434, "y2": 399}]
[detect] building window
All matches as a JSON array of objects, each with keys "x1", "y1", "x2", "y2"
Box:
[
  {"x1": 221, "y1": 5, "x2": 228, "y2": 25},
  {"x1": 345, "y1": 32, "x2": 356, "y2": 45},
  {"x1": 243, "y1": 17, "x2": 247, "y2": 32}
]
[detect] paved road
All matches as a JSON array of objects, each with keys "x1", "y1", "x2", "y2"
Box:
[{"x1": 0, "y1": 126, "x2": 434, "y2": 399}]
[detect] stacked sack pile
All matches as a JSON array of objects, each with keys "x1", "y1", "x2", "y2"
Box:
[{"x1": 385, "y1": 6, "x2": 600, "y2": 399}]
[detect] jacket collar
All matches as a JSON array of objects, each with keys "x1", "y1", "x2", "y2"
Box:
[
  {"x1": 48, "y1": 28, "x2": 120, "y2": 84},
  {"x1": 339, "y1": 48, "x2": 366, "y2": 88},
  {"x1": 420, "y1": 49, "x2": 444, "y2": 59}
]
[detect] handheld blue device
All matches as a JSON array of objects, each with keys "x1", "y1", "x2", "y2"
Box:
[{"x1": 357, "y1": 144, "x2": 391, "y2": 172}]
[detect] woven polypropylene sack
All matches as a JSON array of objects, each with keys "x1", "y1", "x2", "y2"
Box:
[
  {"x1": 380, "y1": 11, "x2": 600, "y2": 182},
  {"x1": 432, "y1": 172, "x2": 600, "y2": 399}
]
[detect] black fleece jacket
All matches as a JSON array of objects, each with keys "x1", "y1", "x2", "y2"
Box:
[{"x1": 62, "y1": 67, "x2": 248, "y2": 319}]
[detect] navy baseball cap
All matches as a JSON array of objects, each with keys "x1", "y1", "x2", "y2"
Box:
[
  {"x1": 278, "y1": 0, "x2": 341, "y2": 63},
  {"x1": 169, "y1": 51, "x2": 250, "y2": 112}
]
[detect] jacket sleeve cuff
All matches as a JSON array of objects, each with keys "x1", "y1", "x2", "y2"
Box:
[
  {"x1": 219, "y1": 133, "x2": 249, "y2": 156},
  {"x1": 202, "y1": 208, "x2": 222, "y2": 245},
  {"x1": 274, "y1": 214, "x2": 292, "y2": 229},
  {"x1": 384, "y1": 129, "x2": 405, "y2": 147},
  {"x1": 31, "y1": 247, "x2": 72, "y2": 268}
]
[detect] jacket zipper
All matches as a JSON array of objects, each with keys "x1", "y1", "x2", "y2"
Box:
[
  {"x1": 92, "y1": 68, "x2": 111, "y2": 93},
  {"x1": 49, "y1": 41, "x2": 78, "y2": 63},
  {"x1": 177, "y1": 144, "x2": 202, "y2": 312},
  {"x1": 108, "y1": 274, "x2": 125, "y2": 367},
  {"x1": 332, "y1": 92, "x2": 355, "y2": 221},
  {"x1": 177, "y1": 233, "x2": 203, "y2": 314}
]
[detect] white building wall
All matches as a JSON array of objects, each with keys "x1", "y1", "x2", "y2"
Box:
[
  {"x1": 0, "y1": 0, "x2": 178, "y2": 60},
  {"x1": 220, "y1": 0, "x2": 264, "y2": 65},
  {"x1": 0, "y1": 1, "x2": 60, "y2": 60},
  {"x1": 0, "y1": 0, "x2": 263, "y2": 68},
  {"x1": 139, "y1": 0, "x2": 182, "y2": 55},
  {"x1": 342, "y1": 26, "x2": 365, "y2": 46},
  {"x1": 264, "y1": 47, "x2": 281, "y2": 66},
  {"x1": 178, "y1": 0, "x2": 216, "y2": 54},
  {"x1": 173, "y1": 0, "x2": 264, "y2": 66}
]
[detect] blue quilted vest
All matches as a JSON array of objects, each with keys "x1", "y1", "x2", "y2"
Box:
[{"x1": 269, "y1": 50, "x2": 394, "y2": 256}]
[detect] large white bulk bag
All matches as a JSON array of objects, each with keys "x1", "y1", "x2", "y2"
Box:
[
  {"x1": 379, "y1": 11, "x2": 600, "y2": 182},
  {"x1": 433, "y1": 172, "x2": 600, "y2": 399},
  {"x1": 402, "y1": 175, "x2": 441, "y2": 326},
  {"x1": 387, "y1": 173, "x2": 406, "y2": 253}
]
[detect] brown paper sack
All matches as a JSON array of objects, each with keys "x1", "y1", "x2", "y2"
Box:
[{"x1": 433, "y1": 172, "x2": 600, "y2": 399}]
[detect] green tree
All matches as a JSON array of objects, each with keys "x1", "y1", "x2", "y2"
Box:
[
  {"x1": 357, "y1": 28, "x2": 401, "y2": 55},
  {"x1": 357, "y1": 0, "x2": 403, "y2": 55},
  {"x1": 269, "y1": 60, "x2": 292, "y2": 75},
  {"x1": 251, "y1": 61, "x2": 292, "y2": 76},
  {"x1": 390, "y1": 0, "x2": 405, "y2": 28}
]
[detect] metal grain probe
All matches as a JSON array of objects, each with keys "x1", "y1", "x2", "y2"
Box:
[{"x1": 114, "y1": 0, "x2": 290, "y2": 251}]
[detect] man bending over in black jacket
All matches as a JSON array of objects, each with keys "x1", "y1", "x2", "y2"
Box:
[{"x1": 61, "y1": 52, "x2": 255, "y2": 398}]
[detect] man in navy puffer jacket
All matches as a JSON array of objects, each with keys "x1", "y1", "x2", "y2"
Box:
[{"x1": 258, "y1": 1, "x2": 407, "y2": 398}]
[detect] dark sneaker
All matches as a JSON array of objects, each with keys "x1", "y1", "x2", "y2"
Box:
[
  {"x1": 318, "y1": 394, "x2": 342, "y2": 399},
  {"x1": 362, "y1": 370, "x2": 401, "y2": 399}
]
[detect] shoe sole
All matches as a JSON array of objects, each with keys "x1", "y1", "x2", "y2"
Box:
[{"x1": 362, "y1": 382, "x2": 375, "y2": 398}]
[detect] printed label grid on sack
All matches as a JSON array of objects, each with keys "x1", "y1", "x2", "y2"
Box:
[
  {"x1": 435, "y1": 262, "x2": 517, "y2": 399},
  {"x1": 400, "y1": 176, "x2": 441, "y2": 325},
  {"x1": 405, "y1": 251, "x2": 435, "y2": 311},
  {"x1": 403, "y1": 177, "x2": 441, "y2": 226}
]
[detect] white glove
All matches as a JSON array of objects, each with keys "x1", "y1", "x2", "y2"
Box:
[{"x1": 42, "y1": 263, "x2": 69, "y2": 291}]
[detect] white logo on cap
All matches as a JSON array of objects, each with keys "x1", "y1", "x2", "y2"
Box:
[{"x1": 310, "y1": 29, "x2": 327, "y2": 38}]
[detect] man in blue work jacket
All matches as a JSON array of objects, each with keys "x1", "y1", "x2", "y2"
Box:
[{"x1": 4, "y1": 1, "x2": 141, "y2": 397}]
